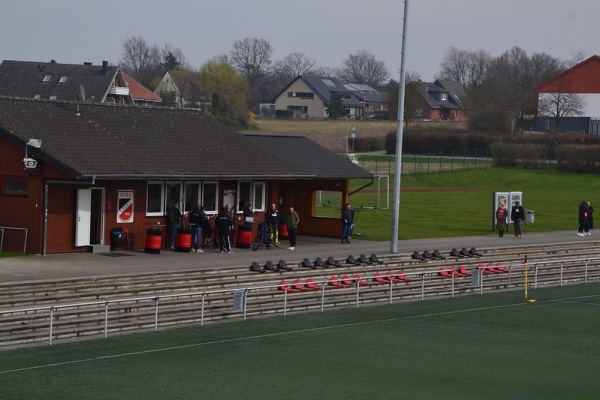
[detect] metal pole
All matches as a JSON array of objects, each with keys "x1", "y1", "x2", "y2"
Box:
[{"x1": 390, "y1": 0, "x2": 409, "y2": 253}]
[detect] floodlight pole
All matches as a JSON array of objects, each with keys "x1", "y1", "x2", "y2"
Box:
[{"x1": 390, "y1": 0, "x2": 409, "y2": 253}]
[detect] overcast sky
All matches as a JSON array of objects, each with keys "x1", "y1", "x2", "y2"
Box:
[{"x1": 1, "y1": 0, "x2": 599, "y2": 82}]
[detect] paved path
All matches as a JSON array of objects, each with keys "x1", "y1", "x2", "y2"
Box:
[{"x1": 0, "y1": 230, "x2": 594, "y2": 283}]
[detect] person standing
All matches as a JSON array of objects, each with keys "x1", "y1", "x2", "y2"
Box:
[
  {"x1": 188, "y1": 203, "x2": 205, "y2": 253},
  {"x1": 215, "y1": 207, "x2": 233, "y2": 253},
  {"x1": 341, "y1": 203, "x2": 354, "y2": 244},
  {"x1": 167, "y1": 202, "x2": 182, "y2": 250},
  {"x1": 511, "y1": 200, "x2": 525, "y2": 238},
  {"x1": 496, "y1": 203, "x2": 507, "y2": 237},
  {"x1": 284, "y1": 206, "x2": 300, "y2": 251},
  {"x1": 578, "y1": 200, "x2": 587, "y2": 236},
  {"x1": 583, "y1": 201, "x2": 594, "y2": 236},
  {"x1": 266, "y1": 203, "x2": 280, "y2": 246}
]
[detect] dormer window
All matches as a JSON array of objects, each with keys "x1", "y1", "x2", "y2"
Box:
[
  {"x1": 440, "y1": 93, "x2": 448, "y2": 101},
  {"x1": 34, "y1": 95, "x2": 41, "y2": 99},
  {"x1": 49, "y1": 95, "x2": 57, "y2": 100},
  {"x1": 59, "y1": 76, "x2": 68, "y2": 83},
  {"x1": 42, "y1": 75, "x2": 52, "y2": 82}
]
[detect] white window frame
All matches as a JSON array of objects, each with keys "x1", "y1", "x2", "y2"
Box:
[
  {"x1": 202, "y1": 181, "x2": 219, "y2": 215},
  {"x1": 253, "y1": 182, "x2": 265, "y2": 211},
  {"x1": 183, "y1": 182, "x2": 201, "y2": 214},
  {"x1": 165, "y1": 181, "x2": 183, "y2": 213},
  {"x1": 146, "y1": 181, "x2": 165, "y2": 217},
  {"x1": 440, "y1": 93, "x2": 448, "y2": 101}
]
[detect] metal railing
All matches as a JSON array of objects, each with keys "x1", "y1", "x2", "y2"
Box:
[{"x1": 1, "y1": 256, "x2": 599, "y2": 348}]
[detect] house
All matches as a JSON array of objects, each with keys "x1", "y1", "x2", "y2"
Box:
[
  {"x1": 154, "y1": 70, "x2": 203, "y2": 108},
  {"x1": 0, "y1": 60, "x2": 161, "y2": 106},
  {"x1": 273, "y1": 75, "x2": 366, "y2": 118},
  {"x1": 0, "y1": 97, "x2": 372, "y2": 254},
  {"x1": 532, "y1": 55, "x2": 600, "y2": 133},
  {"x1": 343, "y1": 83, "x2": 389, "y2": 116},
  {"x1": 407, "y1": 79, "x2": 468, "y2": 121}
]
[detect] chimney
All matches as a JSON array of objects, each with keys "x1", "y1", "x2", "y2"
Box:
[
  {"x1": 101, "y1": 61, "x2": 109, "y2": 75},
  {"x1": 83, "y1": 61, "x2": 92, "y2": 65}
]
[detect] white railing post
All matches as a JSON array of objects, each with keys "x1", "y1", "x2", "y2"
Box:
[
  {"x1": 49, "y1": 306, "x2": 54, "y2": 346},
  {"x1": 104, "y1": 302, "x2": 109, "y2": 338},
  {"x1": 153, "y1": 297, "x2": 159, "y2": 331},
  {"x1": 420, "y1": 273, "x2": 425, "y2": 300},
  {"x1": 320, "y1": 282, "x2": 325, "y2": 312},
  {"x1": 243, "y1": 289, "x2": 248, "y2": 321}
]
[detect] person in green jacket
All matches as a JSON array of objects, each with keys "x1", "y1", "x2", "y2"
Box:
[{"x1": 283, "y1": 206, "x2": 300, "y2": 251}]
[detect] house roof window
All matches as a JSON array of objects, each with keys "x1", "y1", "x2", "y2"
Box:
[
  {"x1": 49, "y1": 95, "x2": 57, "y2": 100},
  {"x1": 42, "y1": 75, "x2": 52, "y2": 82},
  {"x1": 440, "y1": 93, "x2": 448, "y2": 101},
  {"x1": 59, "y1": 76, "x2": 68, "y2": 83},
  {"x1": 322, "y1": 79, "x2": 335, "y2": 87},
  {"x1": 34, "y1": 95, "x2": 41, "y2": 99}
]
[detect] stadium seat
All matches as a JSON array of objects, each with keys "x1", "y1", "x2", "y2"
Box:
[
  {"x1": 422, "y1": 250, "x2": 432, "y2": 259},
  {"x1": 265, "y1": 260, "x2": 276, "y2": 271},
  {"x1": 347, "y1": 255, "x2": 359, "y2": 265},
  {"x1": 469, "y1": 247, "x2": 482, "y2": 256},
  {"x1": 353, "y1": 274, "x2": 369, "y2": 286},
  {"x1": 278, "y1": 280, "x2": 295, "y2": 292},
  {"x1": 478, "y1": 264, "x2": 494, "y2": 275},
  {"x1": 315, "y1": 257, "x2": 326, "y2": 268},
  {"x1": 458, "y1": 265, "x2": 472, "y2": 276},
  {"x1": 486, "y1": 263, "x2": 501, "y2": 274},
  {"x1": 460, "y1": 247, "x2": 472, "y2": 257},
  {"x1": 439, "y1": 267, "x2": 453, "y2": 278},
  {"x1": 250, "y1": 261, "x2": 265, "y2": 273},
  {"x1": 450, "y1": 248, "x2": 463, "y2": 258},
  {"x1": 386, "y1": 271, "x2": 402, "y2": 283},
  {"x1": 412, "y1": 250, "x2": 425, "y2": 260},
  {"x1": 358, "y1": 254, "x2": 372, "y2": 264},
  {"x1": 374, "y1": 271, "x2": 391, "y2": 284},
  {"x1": 396, "y1": 270, "x2": 411, "y2": 282},
  {"x1": 302, "y1": 258, "x2": 316, "y2": 269},
  {"x1": 449, "y1": 266, "x2": 463, "y2": 277},
  {"x1": 278, "y1": 260, "x2": 293, "y2": 271},
  {"x1": 342, "y1": 275, "x2": 354, "y2": 286},
  {"x1": 370, "y1": 253, "x2": 384, "y2": 264},
  {"x1": 326, "y1": 256, "x2": 341, "y2": 267},
  {"x1": 432, "y1": 249, "x2": 446, "y2": 259},
  {"x1": 329, "y1": 276, "x2": 346, "y2": 288},
  {"x1": 305, "y1": 278, "x2": 321, "y2": 290},
  {"x1": 495, "y1": 262, "x2": 509, "y2": 273},
  {"x1": 293, "y1": 279, "x2": 309, "y2": 291}
]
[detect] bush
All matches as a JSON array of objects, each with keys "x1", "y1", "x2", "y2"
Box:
[
  {"x1": 275, "y1": 109, "x2": 294, "y2": 119},
  {"x1": 557, "y1": 145, "x2": 600, "y2": 172}
]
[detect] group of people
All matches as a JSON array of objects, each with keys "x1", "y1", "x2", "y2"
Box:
[
  {"x1": 577, "y1": 200, "x2": 594, "y2": 236},
  {"x1": 265, "y1": 203, "x2": 299, "y2": 251},
  {"x1": 495, "y1": 200, "x2": 525, "y2": 238}
]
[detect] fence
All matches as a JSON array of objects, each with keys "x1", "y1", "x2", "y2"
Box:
[
  {"x1": 2, "y1": 255, "x2": 599, "y2": 348},
  {"x1": 355, "y1": 149, "x2": 492, "y2": 176}
]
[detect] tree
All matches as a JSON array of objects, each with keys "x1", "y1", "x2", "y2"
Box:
[
  {"x1": 119, "y1": 36, "x2": 162, "y2": 86},
  {"x1": 438, "y1": 47, "x2": 491, "y2": 87},
  {"x1": 161, "y1": 52, "x2": 180, "y2": 72},
  {"x1": 327, "y1": 92, "x2": 345, "y2": 119},
  {"x1": 537, "y1": 90, "x2": 586, "y2": 132},
  {"x1": 273, "y1": 52, "x2": 316, "y2": 82},
  {"x1": 229, "y1": 37, "x2": 274, "y2": 110},
  {"x1": 198, "y1": 61, "x2": 249, "y2": 127},
  {"x1": 339, "y1": 50, "x2": 388, "y2": 86}
]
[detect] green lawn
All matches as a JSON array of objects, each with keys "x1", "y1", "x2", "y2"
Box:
[
  {"x1": 342, "y1": 166, "x2": 598, "y2": 241},
  {"x1": 2, "y1": 284, "x2": 599, "y2": 399}
]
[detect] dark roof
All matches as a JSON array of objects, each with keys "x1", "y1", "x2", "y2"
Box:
[
  {"x1": 274, "y1": 75, "x2": 364, "y2": 107},
  {"x1": 411, "y1": 80, "x2": 464, "y2": 110},
  {"x1": 343, "y1": 83, "x2": 388, "y2": 104},
  {"x1": 0, "y1": 60, "x2": 119, "y2": 103},
  {"x1": 245, "y1": 134, "x2": 373, "y2": 179},
  {"x1": 0, "y1": 97, "x2": 372, "y2": 181}
]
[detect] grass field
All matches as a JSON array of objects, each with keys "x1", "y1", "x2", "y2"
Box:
[{"x1": 1, "y1": 284, "x2": 598, "y2": 399}]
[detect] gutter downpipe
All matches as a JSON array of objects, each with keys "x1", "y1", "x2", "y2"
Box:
[
  {"x1": 43, "y1": 176, "x2": 96, "y2": 256},
  {"x1": 349, "y1": 177, "x2": 374, "y2": 197}
]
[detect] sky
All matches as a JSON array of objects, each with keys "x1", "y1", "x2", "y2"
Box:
[{"x1": 1, "y1": 0, "x2": 599, "y2": 82}]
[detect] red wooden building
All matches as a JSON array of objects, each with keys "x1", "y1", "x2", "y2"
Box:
[{"x1": 0, "y1": 97, "x2": 372, "y2": 254}]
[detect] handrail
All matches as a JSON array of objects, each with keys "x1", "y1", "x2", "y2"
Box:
[{"x1": 1, "y1": 255, "x2": 598, "y2": 348}]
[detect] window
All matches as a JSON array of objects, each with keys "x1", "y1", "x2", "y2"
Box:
[
  {"x1": 314, "y1": 190, "x2": 342, "y2": 217},
  {"x1": 184, "y1": 183, "x2": 201, "y2": 214},
  {"x1": 236, "y1": 181, "x2": 265, "y2": 212},
  {"x1": 322, "y1": 79, "x2": 335, "y2": 87},
  {"x1": 166, "y1": 182, "x2": 182, "y2": 212},
  {"x1": 202, "y1": 182, "x2": 218, "y2": 214},
  {"x1": 146, "y1": 182, "x2": 164, "y2": 216},
  {"x1": 42, "y1": 75, "x2": 52, "y2": 82},
  {"x1": 415, "y1": 109, "x2": 423, "y2": 117},
  {"x1": 34, "y1": 95, "x2": 41, "y2": 100},
  {"x1": 59, "y1": 76, "x2": 68, "y2": 83},
  {"x1": 440, "y1": 93, "x2": 448, "y2": 101},
  {"x1": 49, "y1": 95, "x2": 57, "y2": 100},
  {"x1": 0, "y1": 178, "x2": 28, "y2": 195}
]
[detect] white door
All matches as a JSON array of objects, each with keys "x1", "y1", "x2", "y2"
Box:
[{"x1": 75, "y1": 188, "x2": 92, "y2": 246}]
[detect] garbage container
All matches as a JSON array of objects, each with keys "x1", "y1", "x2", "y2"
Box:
[
  {"x1": 110, "y1": 228, "x2": 123, "y2": 249},
  {"x1": 278, "y1": 223, "x2": 288, "y2": 240},
  {"x1": 144, "y1": 229, "x2": 162, "y2": 254},
  {"x1": 175, "y1": 228, "x2": 192, "y2": 252},
  {"x1": 236, "y1": 225, "x2": 252, "y2": 248},
  {"x1": 525, "y1": 210, "x2": 534, "y2": 224}
]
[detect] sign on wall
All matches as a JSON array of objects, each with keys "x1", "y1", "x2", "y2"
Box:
[{"x1": 117, "y1": 190, "x2": 134, "y2": 223}]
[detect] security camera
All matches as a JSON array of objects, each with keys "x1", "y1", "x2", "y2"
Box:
[{"x1": 23, "y1": 158, "x2": 38, "y2": 169}]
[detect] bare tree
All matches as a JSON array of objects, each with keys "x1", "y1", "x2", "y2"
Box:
[
  {"x1": 312, "y1": 65, "x2": 340, "y2": 78},
  {"x1": 538, "y1": 90, "x2": 586, "y2": 132},
  {"x1": 438, "y1": 47, "x2": 491, "y2": 86},
  {"x1": 339, "y1": 50, "x2": 388, "y2": 86},
  {"x1": 119, "y1": 36, "x2": 161, "y2": 85},
  {"x1": 229, "y1": 37, "x2": 273, "y2": 85},
  {"x1": 273, "y1": 52, "x2": 316, "y2": 82}
]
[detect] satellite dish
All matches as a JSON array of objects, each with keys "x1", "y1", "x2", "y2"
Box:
[{"x1": 78, "y1": 84, "x2": 86, "y2": 102}]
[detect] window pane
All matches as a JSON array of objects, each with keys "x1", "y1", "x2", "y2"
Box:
[
  {"x1": 166, "y1": 182, "x2": 182, "y2": 212},
  {"x1": 4, "y1": 180, "x2": 27, "y2": 193},
  {"x1": 184, "y1": 183, "x2": 200, "y2": 214},
  {"x1": 238, "y1": 182, "x2": 251, "y2": 212},
  {"x1": 314, "y1": 190, "x2": 342, "y2": 217},
  {"x1": 146, "y1": 182, "x2": 163, "y2": 213},
  {"x1": 253, "y1": 182, "x2": 264, "y2": 210},
  {"x1": 203, "y1": 182, "x2": 217, "y2": 213}
]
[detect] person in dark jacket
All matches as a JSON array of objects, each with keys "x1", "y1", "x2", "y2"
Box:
[
  {"x1": 265, "y1": 203, "x2": 280, "y2": 246},
  {"x1": 341, "y1": 203, "x2": 354, "y2": 244},
  {"x1": 188, "y1": 204, "x2": 205, "y2": 253},
  {"x1": 215, "y1": 207, "x2": 233, "y2": 253},
  {"x1": 582, "y1": 201, "x2": 594, "y2": 236},
  {"x1": 578, "y1": 200, "x2": 587, "y2": 236},
  {"x1": 167, "y1": 202, "x2": 183, "y2": 250},
  {"x1": 511, "y1": 200, "x2": 525, "y2": 238}
]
